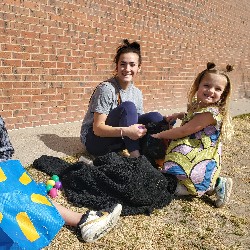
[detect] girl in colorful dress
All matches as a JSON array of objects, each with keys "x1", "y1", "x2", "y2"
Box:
[{"x1": 152, "y1": 62, "x2": 234, "y2": 208}]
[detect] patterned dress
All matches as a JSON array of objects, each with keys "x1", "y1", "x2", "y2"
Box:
[{"x1": 162, "y1": 106, "x2": 222, "y2": 196}]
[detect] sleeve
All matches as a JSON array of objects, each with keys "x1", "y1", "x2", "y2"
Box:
[
  {"x1": 0, "y1": 117, "x2": 15, "y2": 161},
  {"x1": 194, "y1": 106, "x2": 222, "y2": 126},
  {"x1": 89, "y1": 83, "x2": 116, "y2": 115}
]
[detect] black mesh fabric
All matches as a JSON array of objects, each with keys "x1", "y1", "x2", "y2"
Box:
[
  {"x1": 33, "y1": 152, "x2": 177, "y2": 216},
  {"x1": 140, "y1": 119, "x2": 171, "y2": 167}
]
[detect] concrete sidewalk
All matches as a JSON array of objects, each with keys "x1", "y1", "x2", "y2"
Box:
[{"x1": 9, "y1": 98, "x2": 250, "y2": 166}]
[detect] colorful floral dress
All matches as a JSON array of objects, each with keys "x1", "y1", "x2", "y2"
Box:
[{"x1": 162, "y1": 106, "x2": 222, "y2": 196}]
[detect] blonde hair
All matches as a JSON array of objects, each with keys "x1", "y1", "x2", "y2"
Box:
[{"x1": 187, "y1": 62, "x2": 234, "y2": 141}]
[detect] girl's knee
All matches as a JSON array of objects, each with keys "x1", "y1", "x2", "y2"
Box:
[
  {"x1": 120, "y1": 101, "x2": 138, "y2": 117},
  {"x1": 138, "y1": 112, "x2": 163, "y2": 124},
  {"x1": 148, "y1": 111, "x2": 163, "y2": 122},
  {"x1": 121, "y1": 101, "x2": 137, "y2": 110}
]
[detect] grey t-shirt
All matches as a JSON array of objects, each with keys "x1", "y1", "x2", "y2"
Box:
[{"x1": 80, "y1": 77, "x2": 144, "y2": 145}]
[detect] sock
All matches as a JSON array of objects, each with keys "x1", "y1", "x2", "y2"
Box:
[{"x1": 215, "y1": 178, "x2": 221, "y2": 187}]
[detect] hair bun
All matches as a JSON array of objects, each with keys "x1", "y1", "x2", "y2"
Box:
[
  {"x1": 207, "y1": 62, "x2": 216, "y2": 70},
  {"x1": 130, "y1": 42, "x2": 140, "y2": 50},
  {"x1": 226, "y1": 64, "x2": 234, "y2": 72},
  {"x1": 123, "y1": 39, "x2": 130, "y2": 46},
  {"x1": 122, "y1": 39, "x2": 140, "y2": 51}
]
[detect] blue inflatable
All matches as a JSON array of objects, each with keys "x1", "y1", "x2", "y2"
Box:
[{"x1": 0, "y1": 160, "x2": 64, "y2": 249}]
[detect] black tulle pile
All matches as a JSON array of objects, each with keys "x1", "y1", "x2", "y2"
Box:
[{"x1": 33, "y1": 152, "x2": 177, "y2": 216}]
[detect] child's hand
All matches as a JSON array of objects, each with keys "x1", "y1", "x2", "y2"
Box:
[
  {"x1": 165, "y1": 112, "x2": 186, "y2": 125},
  {"x1": 151, "y1": 133, "x2": 159, "y2": 139},
  {"x1": 164, "y1": 114, "x2": 178, "y2": 127}
]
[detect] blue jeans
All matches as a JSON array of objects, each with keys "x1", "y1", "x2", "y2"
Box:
[{"x1": 85, "y1": 101, "x2": 163, "y2": 156}]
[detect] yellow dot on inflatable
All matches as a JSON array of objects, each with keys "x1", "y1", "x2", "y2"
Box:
[
  {"x1": 0, "y1": 212, "x2": 3, "y2": 223},
  {"x1": 0, "y1": 167, "x2": 7, "y2": 182},
  {"x1": 16, "y1": 212, "x2": 40, "y2": 242},
  {"x1": 31, "y1": 193, "x2": 52, "y2": 206},
  {"x1": 19, "y1": 172, "x2": 32, "y2": 185}
]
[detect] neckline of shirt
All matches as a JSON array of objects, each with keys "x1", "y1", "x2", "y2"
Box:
[{"x1": 113, "y1": 77, "x2": 133, "y2": 93}]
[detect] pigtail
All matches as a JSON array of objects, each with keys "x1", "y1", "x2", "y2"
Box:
[
  {"x1": 207, "y1": 62, "x2": 216, "y2": 70},
  {"x1": 207, "y1": 62, "x2": 234, "y2": 73},
  {"x1": 226, "y1": 64, "x2": 234, "y2": 72}
]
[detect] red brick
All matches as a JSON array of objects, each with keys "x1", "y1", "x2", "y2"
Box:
[
  {"x1": 0, "y1": 0, "x2": 248, "y2": 129},
  {"x1": 2, "y1": 59, "x2": 21, "y2": 67}
]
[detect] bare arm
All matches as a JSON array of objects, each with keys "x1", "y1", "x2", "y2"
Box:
[
  {"x1": 164, "y1": 112, "x2": 186, "y2": 127},
  {"x1": 165, "y1": 112, "x2": 186, "y2": 122},
  {"x1": 93, "y1": 112, "x2": 147, "y2": 140},
  {"x1": 152, "y1": 112, "x2": 216, "y2": 140}
]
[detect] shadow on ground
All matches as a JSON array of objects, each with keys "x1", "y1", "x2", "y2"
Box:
[{"x1": 38, "y1": 134, "x2": 83, "y2": 155}]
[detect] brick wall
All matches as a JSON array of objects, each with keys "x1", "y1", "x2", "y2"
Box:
[{"x1": 0, "y1": 0, "x2": 249, "y2": 129}]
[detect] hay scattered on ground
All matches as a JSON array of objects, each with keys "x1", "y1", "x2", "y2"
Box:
[{"x1": 27, "y1": 114, "x2": 250, "y2": 250}]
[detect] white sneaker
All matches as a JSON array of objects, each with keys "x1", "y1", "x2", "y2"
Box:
[
  {"x1": 215, "y1": 177, "x2": 233, "y2": 208},
  {"x1": 78, "y1": 204, "x2": 122, "y2": 242},
  {"x1": 78, "y1": 156, "x2": 93, "y2": 166}
]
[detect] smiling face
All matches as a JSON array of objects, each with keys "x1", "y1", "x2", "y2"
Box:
[
  {"x1": 196, "y1": 73, "x2": 228, "y2": 107},
  {"x1": 115, "y1": 52, "x2": 141, "y2": 88}
]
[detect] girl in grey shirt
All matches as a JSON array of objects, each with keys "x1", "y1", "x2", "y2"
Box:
[{"x1": 81, "y1": 39, "x2": 164, "y2": 157}]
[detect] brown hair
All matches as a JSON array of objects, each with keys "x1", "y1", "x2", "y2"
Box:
[{"x1": 114, "y1": 39, "x2": 142, "y2": 66}]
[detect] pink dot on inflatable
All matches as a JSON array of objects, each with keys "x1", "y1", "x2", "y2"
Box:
[
  {"x1": 55, "y1": 181, "x2": 62, "y2": 190},
  {"x1": 49, "y1": 188, "x2": 58, "y2": 198}
]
